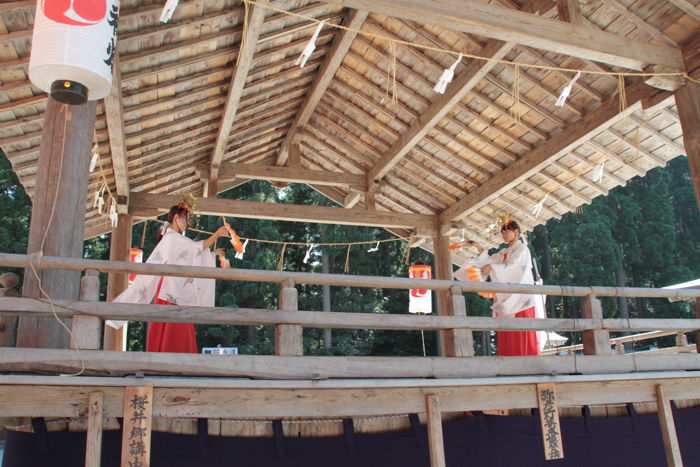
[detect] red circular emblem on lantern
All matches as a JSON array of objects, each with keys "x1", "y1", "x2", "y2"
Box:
[
  {"x1": 43, "y1": 0, "x2": 107, "y2": 26},
  {"x1": 409, "y1": 264, "x2": 432, "y2": 298}
]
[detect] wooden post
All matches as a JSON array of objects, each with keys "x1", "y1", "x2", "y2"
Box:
[
  {"x1": 17, "y1": 97, "x2": 97, "y2": 349},
  {"x1": 121, "y1": 386, "x2": 153, "y2": 467},
  {"x1": 450, "y1": 286, "x2": 474, "y2": 356},
  {"x1": 581, "y1": 296, "x2": 610, "y2": 355},
  {"x1": 85, "y1": 391, "x2": 104, "y2": 467},
  {"x1": 425, "y1": 394, "x2": 446, "y2": 467},
  {"x1": 365, "y1": 191, "x2": 376, "y2": 210},
  {"x1": 656, "y1": 385, "x2": 684, "y2": 467},
  {"x1": 675, "y1": 81, "x2": 700, "y2": 208},
  {"x1": 275, "y1": 279, "x2": 302, "y2": 356},
  {"x1": 433, "y1": 234, "x2": 462, "y2": 357},
  {"x1": 695, "y1": 299, "x2": 700, "y2": 354},
  {"x1": 536, "y1": 383, "x2": 564, "y2": 460},
  {"x1": 105, "y1": 213, "x2": 132, "y2": 351},
  {"x1": 71, "y1": 270, "x2": 101, "y2": 350}
]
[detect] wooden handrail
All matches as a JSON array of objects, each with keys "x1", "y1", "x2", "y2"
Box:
[
  {"x1": 2, "y1": 253, "x2": 699, "y2": 299},
  {"x1": 2, "y1": 297, "x2": 700, "y2": 333}
]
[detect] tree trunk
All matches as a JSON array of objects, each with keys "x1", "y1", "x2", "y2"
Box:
[{"x1": 615, "y1": 247, "x2": 630, "y2": 319}]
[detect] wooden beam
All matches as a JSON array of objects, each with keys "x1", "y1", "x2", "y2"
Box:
[
  {"x1": 6, "y1": 297, "x2": 700, "y2": 332},
  {"x1": 675, "y1": 81, "x2": 700, "y2": 208},
  {"x1": 129, "y1": 192, "x2": 437, "y2": 231},
  {"x1": 656, "y1": 385, "x2": 684, "y2": 467},
  {"x1": 85, "y1": 392, "x2": 104, "y2": 467},
  {"x1": 318, "y1": 0, "x2": 683, "y2": 70},
  {"x1": 343, "y1": 191, "x2": 362, "y2": 208},
  {"x1": 208, "y1": 3, "x2": 266, "y2": 196},
  {"x1": 367, "y1": 40, "x2": 514, "y2": 183},
  {"x1": 2, "y1": 374, "x2": 700, "y2": 419},
  {"x1": 214, "y1": 162, "x2": 368, "y2": 190},
  {"x1": 103, "y1": 55, "x2": 130, "y2": 201},
  {"x1": 276, "y1": 9, "x2": 369, "y2": 165},
  {"x1": 4, "y1": 348, "x2": 700, "y2": 379},
  {"x1": 439, "y1": 81, "x2": 663, "y2": 224},
  {"x1": 668, "y1": 0, "x2": 700, "y2": 22},
  {"x1": 425, "y1": 395, "x2": 446, "y2": 467}
]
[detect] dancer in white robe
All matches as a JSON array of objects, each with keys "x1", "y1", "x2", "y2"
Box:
[{"x1": 108, "y1": 202, "x2": 229, "y2": 353}]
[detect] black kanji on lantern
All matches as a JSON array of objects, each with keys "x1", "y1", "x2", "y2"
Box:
[{"x1": 104, "y1": 4, "x2": 120, "y2": 69}]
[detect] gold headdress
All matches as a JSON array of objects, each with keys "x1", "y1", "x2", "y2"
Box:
[{"x1": 177, "y1": 193, "x2": 198, "y2": 213}]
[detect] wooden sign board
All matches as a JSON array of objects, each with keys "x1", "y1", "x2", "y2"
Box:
[
  {"x1": 121, "y1": 386, "x2": 153, "y2": 467},
  {"x1": 537, "y1": 383, "x2": 564, "y2": 460}
]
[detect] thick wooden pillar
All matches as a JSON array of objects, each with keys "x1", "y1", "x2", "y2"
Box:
[
  {"x1": 433, "y1": 234, "x2": 462, "y2": 356},
  {"x1": 105, "y1": 213, "x2": 132, "y2": 351},
  {"x1": 675, "y1": 82, "x2": 700, "y2": 208},
  {"x1": 17, "y1": 97, "x2": 97, "y2": 348}
]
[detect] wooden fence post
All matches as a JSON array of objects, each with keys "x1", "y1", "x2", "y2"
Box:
[
  {"x1": 450, "y1": 286, "x2": 474, "y2": 357},
  {"x1": 425, "y1": 394, "x2": 446, "y2": 467},
  {"x1": 275, "y1": 279, "x2": 302, "y2": 356},
  {"x1": 656, "y1": 385, "x2": 684, "y2": 467},
  {"x1": 695, "y1": 299, "x2": 700, "y2": 354},
  {"x1": 71, "y1": 270, "x2": 101, "y2": 350},
  {"x1": 581, "y1": 296, "x2": 610, "y2": 355},
  {"x1": 85, "y1": 391, "x2": 104, "y2": 467}
]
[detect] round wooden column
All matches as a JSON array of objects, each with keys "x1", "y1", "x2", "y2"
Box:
[{"x1": 17, "y1": 97, "x2": 97, "y2": 348}]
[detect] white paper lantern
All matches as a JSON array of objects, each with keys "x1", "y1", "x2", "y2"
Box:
[
  {"x1": 408, "y1": 264, "x2": 432, "y2": 315},
  {"x1": 29, "y1": 0, "x2": 120, "y2": 104}
]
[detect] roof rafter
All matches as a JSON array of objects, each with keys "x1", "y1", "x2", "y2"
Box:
[
  {"x1": 439, "y1": 82, "x2": 668, "y2": 224},
  {"x1": 208, "y1": 2, "x2": 267, "y2": 196},
  {"x1": 367, "y1": 40, "x2": 515, "y2": 183},
  {"x1": 275, "y1": 8, "x2": 369, "y2": 166},
  {"x1": 103, "y1": 54, "x2": 130, "y2": 207}
]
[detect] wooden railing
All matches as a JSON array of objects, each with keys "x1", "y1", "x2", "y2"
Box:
[{"x1": 1, "y1": 253, "x2": 699, "y2": 379}]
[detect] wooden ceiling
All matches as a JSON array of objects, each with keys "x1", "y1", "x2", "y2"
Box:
[{"x1": 0, "y1": 0, "x2": 699, "y2": 252}]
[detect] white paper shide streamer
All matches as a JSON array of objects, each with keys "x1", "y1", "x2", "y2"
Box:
[
  {"x1": 591, "y1": 160, "x2": 606, "y2": 183},
  {"x1": 296, "y1": 20, "x2": 325, "y2": 68},
  {"x1": 555, "y1": 71, "x2": 581, "y2": 108},
  {"x1": 530, "y1": 193, "x2": 549, "y2": 219},
  {"x1": 235, "y1": 239, "x2": 249, "y2": 260},
  {"x1": 160, "y1": 0, "x2": 179, "y2": 23},
  {"x1": 109, "y1": 198, "x2": 118, "y2": 227},
  {"x1": 303, "y1": 243, "x2": 317, "y2": 264},
  {"x1": 89, "y1": 144, "x2": 99, "y2": 173},
  {"x1": 367, "y1": 241, "x2": 380, "y2": 253},
  {"x1": 433, "y1": 54, "x2": 462, "y2": 94}
]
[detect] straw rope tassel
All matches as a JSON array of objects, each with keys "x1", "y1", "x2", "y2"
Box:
[
  {"x1": 277, "y1": 243, "x2": 287, "y2": 271},
  {"x1": 344, "y1": 245, "x2": 351, "y2": 273},
  {"x1": 237, "y1": 0, "x2": 249, "y2": 68},
  {"x1": 511, "y1": 64, "x2": 521, "y2": 125},
  {"x1": 618, "y1": 74, "x2": 627, "y2": 113}
]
